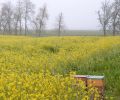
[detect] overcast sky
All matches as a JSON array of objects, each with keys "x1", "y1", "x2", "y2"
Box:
[{"x1": 0, "y1": 0, "x2": 105, "y2": 30}]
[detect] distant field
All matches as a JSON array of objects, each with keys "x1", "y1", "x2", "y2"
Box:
[
  {"x1": 0, "y1": 30, "x2": 114, "y2": 36},
  {"x1": 38, "y1": 30, "x2": 104, "y2": 36},
  {"x1": 0, "y1": 36, "x2": 120, "y2": 99},
  {"x1": 31, "y1": 30, "x2": 104, "y2": 37},
  {"x1": 1, "y1": 30, "x2": 119, "y2": 37},
  {"x1": 32, "y1": 30, "x2": 120, "y2": 37}
]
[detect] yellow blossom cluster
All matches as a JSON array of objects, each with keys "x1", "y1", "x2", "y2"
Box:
[
  {"x1": 0, "y1": 72, "x2": 99, "y2": 100},
  {"x1": 0, "y1": 36, "x2": 120, "y2": 99}
]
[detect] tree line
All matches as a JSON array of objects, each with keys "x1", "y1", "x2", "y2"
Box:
[
  {"x1": 98, "y1": 0, "x2": 120, "y2": 36},
  {"x1": 0, "y1": 0, "x2": 65, "y2": 36},
  {"x1": 1, "y1": 0, "x2": 120, "y2": 36}
]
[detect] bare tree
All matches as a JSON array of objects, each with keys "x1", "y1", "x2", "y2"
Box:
[
  {"x1": 13, "y1": 10, "x2": 20, "y2": 35},
  {"x1": 32, "y1": 17, "x2": 39, "y2": 34},
  {"x1": 98, "y1": 0, "x2": 112, "y2": 36},
  {"x1": 23, "y1": 0, "x2": 34, "y2": 35},
  {"x1": 0, "y1": 11, "x2": 2, "y2": 33},
  {"x1": 34, "y1": 5, "x2": 48, "y2": 36},
  {"x1": 56, "y1": 13, "x2": 65, "y2": 36},
  {"x1": 1, "y1": 2, "x2": 13, "y2": 34},
  {"x1": 0, "y1": 8, "x2": 7, "y2": 34},
  {"x1": 13, "y1": 0, "x2": 24, "y2": 35},
  {"x1": 111, "y1": 0, "x2": 120, "y2": 36}
]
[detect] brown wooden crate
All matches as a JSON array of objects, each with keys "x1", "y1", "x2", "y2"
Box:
[
  {"x1": 74, "y1": 75, "x2": 87, "y2": 85},
  {"x1": 87, "y1": 79, "x2": 104, "y2": 87}
]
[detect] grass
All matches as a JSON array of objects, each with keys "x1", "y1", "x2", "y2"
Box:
[{"x1": 0, "y1": 35, "x2": 120, "y2": 98}]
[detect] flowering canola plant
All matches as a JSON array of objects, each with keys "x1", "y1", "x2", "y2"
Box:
[
  {"x1": 0, "y1": 36, "x2": 120, "y2": 99},
  {"x1": 0, "y1": 71, "x2": 100, "y2": 100}
]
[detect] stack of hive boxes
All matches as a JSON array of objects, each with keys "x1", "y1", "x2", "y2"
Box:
[{"x1": 74, "y1": 75, "x2": 104, "y2": 99}]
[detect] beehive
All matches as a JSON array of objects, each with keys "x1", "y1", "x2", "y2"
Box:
[
  {"x1": 87, "y1": 76, "x2": 104, "y2": 98},
  {"x1": 74, "y1": 75, "x2": 105, "y2": 99},
  {"x1": 74, "y1": 75, "x2": 87, "y2": 86}
]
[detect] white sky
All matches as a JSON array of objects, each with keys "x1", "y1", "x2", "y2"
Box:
[{"x1": 0, "y1": 0, "x2": 105, "y2": 30}]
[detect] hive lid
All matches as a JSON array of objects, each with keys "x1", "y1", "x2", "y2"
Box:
[
  {"x1": 87, "y1": 75, "x2": 104, "y2": 79},
  {"x1": 74, "y1": 75, "x2": 88, "y2": 78}
]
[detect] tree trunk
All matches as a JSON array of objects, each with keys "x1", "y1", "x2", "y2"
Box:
[
  {"x1": 39, "y1": 30, "x2": 41, "y2": 37},
  {"x1": 58, "y1": 30, "x2": 61, "y2": 36},
  {"x1": 39, "y1": 21, "x2": 42, "y2": 37},
  {"x1": 8, "y1": 21, "x2": 11, "y2": 34},
  {"x1": 58, "y1": 25, "x2": 61, "y2": 36},
  {"x1": 0, "y1": 23, "x2": 1, "y2": 33},
  {"x1": 15, "y1": 20, "x2": 19, "y2": 35},
  {"x1": 20, "y1": 18, "x2": 22, "y2": 35},
  {"x1": 113, "y1": 25, "x2": 116, "y2": 36},
  {"x1": 25, "y1": 17, "x2": 27, "y2": 36},
  {"x1": 103, "y1": 25, "x2": 106, "y2": 36}
]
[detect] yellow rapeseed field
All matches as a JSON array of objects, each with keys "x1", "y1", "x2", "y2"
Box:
[{"x1": 0, "y1": 36, "x2": 120, "y2": 99}]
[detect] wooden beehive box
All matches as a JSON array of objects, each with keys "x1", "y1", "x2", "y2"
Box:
[
  {"x1": 87, "y1": 76, "x2": 104, "y2": 87},
  {"x1": 74, "y1": 75, "x2": 105, "y2": 99},
  {"x1": 87, "y1": 75, "x2": 105, "y2": 97},
  {"x1": 74, "y1": 75, "x2": 87, "y2": 86}
]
